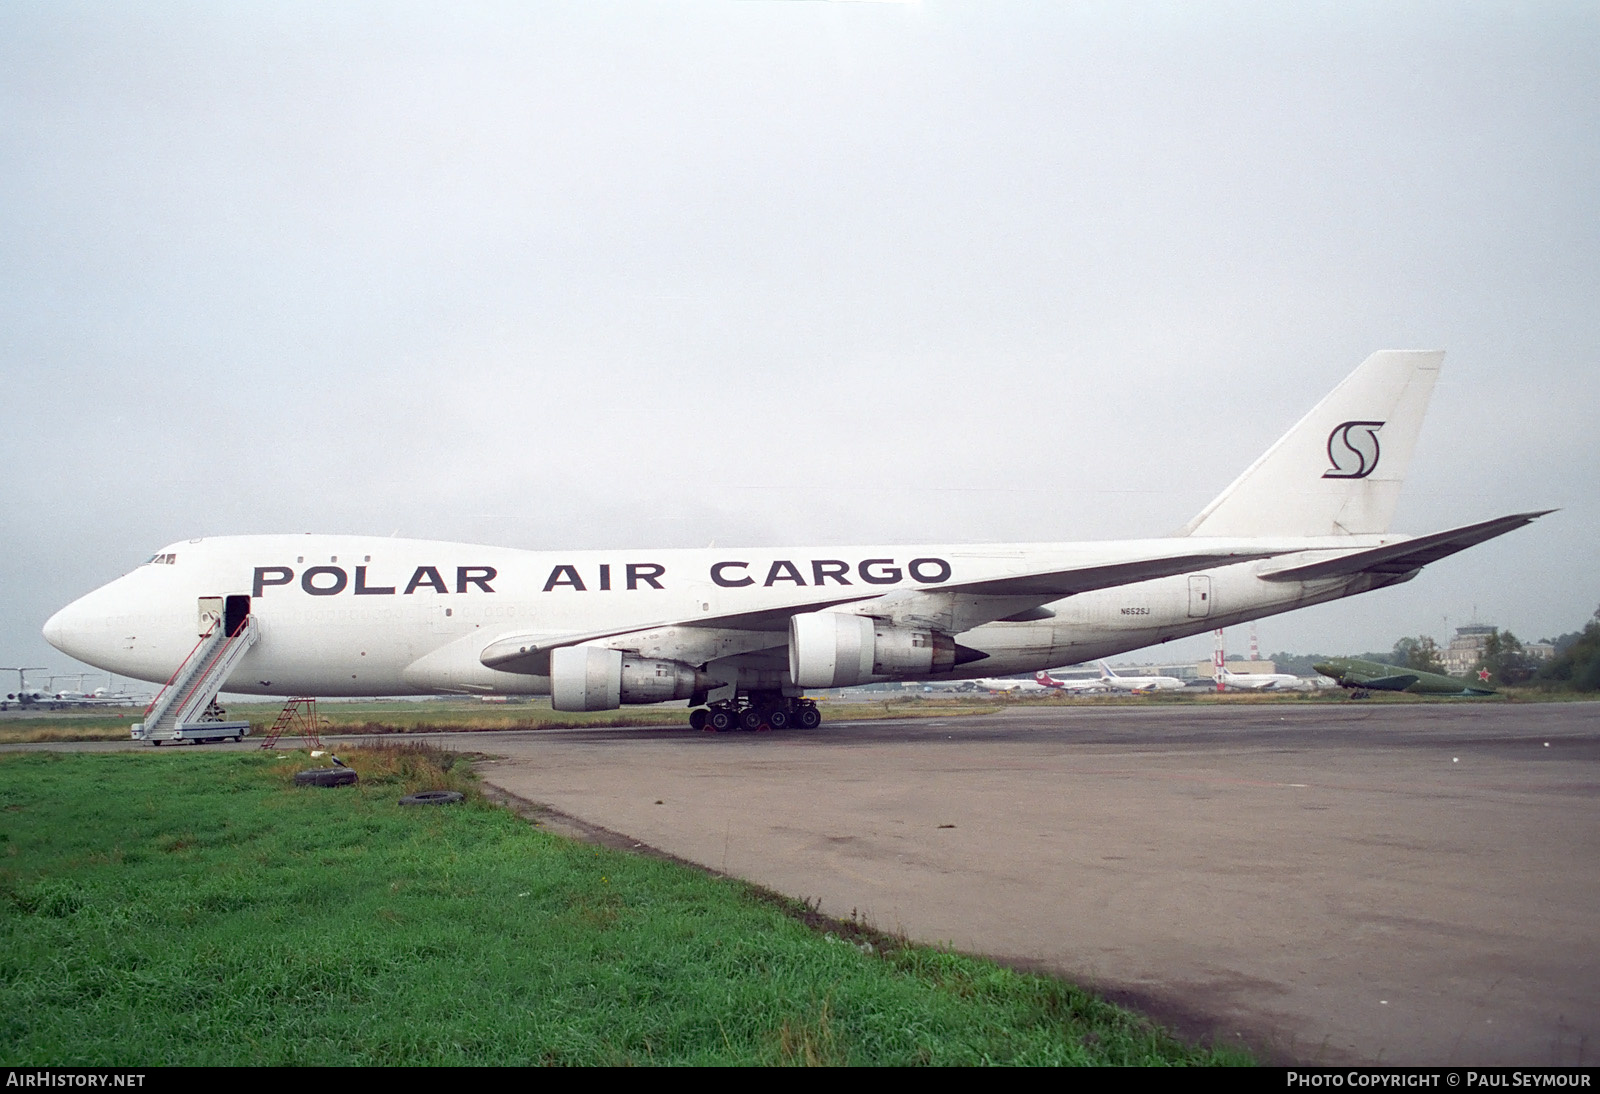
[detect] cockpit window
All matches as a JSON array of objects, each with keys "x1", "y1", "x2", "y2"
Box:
[{"x1": 145, "y1": 553, "x2": 177, "y2": 565}]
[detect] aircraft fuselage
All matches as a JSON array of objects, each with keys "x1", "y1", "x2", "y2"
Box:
[{"x1": 45, "y1": 532, "x2": 1405, "y2": 698}]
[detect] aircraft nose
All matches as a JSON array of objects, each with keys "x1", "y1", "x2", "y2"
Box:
[
  {"x1": 42, "y1": 598, "x2": 84, "y2": 658},
  {"x1": 42, "y1": 575, "x2": 166, "y2": 680},
  {"x1": 43, "y1": 592, "x2": 107, "y2": 665},
  {"x1": 42, "y1": 604, "x2": 71, "y2": 652}
]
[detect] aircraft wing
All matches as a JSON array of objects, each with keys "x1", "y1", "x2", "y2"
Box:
[
  {"x1": 478, "y1": 595, "x2": 876, "y2": 675},
  {"x1": 480, "y1": 546, "x2": 1279, "y2": 675},
  {"x1": 845, "y1": 549, "x2": 1284, "y2": 636},
  {"x1": 939, "y1": 551, "x2": 1281, "y2": 598},
  {"x1": 1258, "y1": 511, "x2": 1553, "y2": 583}
]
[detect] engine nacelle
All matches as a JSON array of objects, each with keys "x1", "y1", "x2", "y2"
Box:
[
  {"x1": 550, "y1": 647, "x2": 708, "y2": 711},
  {"x1": 788, "y1": 613, "x2": 958, "y2": 688}
]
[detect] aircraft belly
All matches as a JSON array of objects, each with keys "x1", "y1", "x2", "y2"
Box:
[
  {"x1": 401, "y1": 630, "x2": 550, "y2": 695},
  {"x1": 939, "y1": 621, "x2": 1057, "y2": 677},
  {"x1": 963, "y1": 570, "x2": 1367, "y2": 674},
  {"x1": 90, "y1": 645, "x2": 188, "y2": 688}
]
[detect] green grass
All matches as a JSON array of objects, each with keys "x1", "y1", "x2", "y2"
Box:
[
  {"x1": 1, "y1": 696, "x2": 1010, "y2": 744},
  {"x1": 0, "y1": 747, "x2": 1245, "y2": 1066}
]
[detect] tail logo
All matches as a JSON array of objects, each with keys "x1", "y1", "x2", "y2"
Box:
[{"x1": 1323, "y1": 420, "x2": 1384, "y2": 479}]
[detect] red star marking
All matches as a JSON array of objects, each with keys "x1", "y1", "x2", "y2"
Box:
[{"x1": 1478, "y1": 668, "x2": 1492, "y2": 682}]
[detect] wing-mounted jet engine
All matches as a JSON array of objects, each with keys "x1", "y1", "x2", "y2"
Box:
[
  {"x1": 550, "y1": 647, "x2": 713, "y2": 712},
  {"x1": 787, "y1": 612, "x2": 979, "y2": 688}
]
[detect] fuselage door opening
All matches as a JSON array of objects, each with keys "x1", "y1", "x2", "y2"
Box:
[
  {"x1": 224, "y1": 595, "x2": 251, "y2": 637},
  {"x1": 198, "y1": 595, "x2": 251, "y2": 637}
]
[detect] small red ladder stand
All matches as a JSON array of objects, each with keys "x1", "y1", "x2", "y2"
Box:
[{"x1": 260, "y1": 697, "x2": 326, "y2": 750}]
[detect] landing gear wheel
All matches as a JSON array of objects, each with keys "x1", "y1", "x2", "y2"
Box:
[
  {"x1": 689, "y1": 709, "x2": 708, "y2": 731},
  {"x1": 795, "y1": 704, "x2": 822, "y2": 729},
  {"x1": 739, "y1": 707, "x2": 766, "y2": 732},
  {"x1": 706, "y1": 709, "x2": 733, "y2": 732},
  {"x1": 764, "y1": 706, "x2": 790, "y2": 730}
]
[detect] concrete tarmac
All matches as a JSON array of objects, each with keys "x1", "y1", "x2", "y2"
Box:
[
  {"x1": 466, "y1": 701, "x2": 1599, "y2": 1066},
  {"x1": 9, "y1": 700, "x2": 1597, "y2": 1064}
]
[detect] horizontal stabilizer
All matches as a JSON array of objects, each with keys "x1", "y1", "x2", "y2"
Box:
[{"x1": 1259, "y1": 510, "x2": 1553, "y2": 582}]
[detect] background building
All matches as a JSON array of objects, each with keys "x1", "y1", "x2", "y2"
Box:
[{"x1": 1442, "y1": 624, "x2": 1498, "y2": 676}]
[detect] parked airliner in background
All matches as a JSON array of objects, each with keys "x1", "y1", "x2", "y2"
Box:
[
  {"x1": 1, "y1": 667, "x2": 48, "y2": 711},
  {"x1": 1214, "y1": 666, "x2": 1305, "y2": 691},
  {"x1": 1035, "y1": 670, "x2": 1108, "y2": 694},
  {"x1": 46, "y1": 685, "x2": 144, "y2": 708},
  {"x1": 970, "y1": 675, "x2": 1053, "y2": 693},
  {"x1": 1096, "y1": 662, "x2": 1186, "y2": 693},
  {"x1": 43, "y1": 351, "x2": 1548, "y2": 732}
]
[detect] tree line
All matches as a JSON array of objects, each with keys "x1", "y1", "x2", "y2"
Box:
[{"x1": 1267, "y1": 605, "x2": 1600, "y2": 691}]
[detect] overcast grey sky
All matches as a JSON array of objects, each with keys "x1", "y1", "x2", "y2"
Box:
[{"x1": 2, "y1": 1, "x2": 1596, "y2": 683}]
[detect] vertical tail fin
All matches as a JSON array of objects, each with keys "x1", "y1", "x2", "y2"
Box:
[{"x1": 1182, "y1": 350, "x2": 1443, "y2": 538}]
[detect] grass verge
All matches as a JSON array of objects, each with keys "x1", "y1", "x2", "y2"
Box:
[{"x1": 0, "y1": 746, "x2": 1245, "y2": 1066}]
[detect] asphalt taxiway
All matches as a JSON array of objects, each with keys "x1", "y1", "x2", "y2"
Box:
[{"x1": 465, "y1": 701, "x2": 1599, "y2": 1066}]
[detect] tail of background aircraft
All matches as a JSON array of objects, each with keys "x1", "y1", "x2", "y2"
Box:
[
  {"x1": 1181, "y1": 350, "x2": 1443, "y2": 538},
  {"x1": 1098, "y1": 661, "x2": 1119, "y2": 680}
]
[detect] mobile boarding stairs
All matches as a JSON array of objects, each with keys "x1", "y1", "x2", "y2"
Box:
[{"x1": 132, "y1": 615, "x2": 258, "y2": 745}]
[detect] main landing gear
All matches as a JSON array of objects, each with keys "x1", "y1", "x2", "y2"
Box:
[{"x1": 688, "y1": 693, "x2": 823, "y2": 733}]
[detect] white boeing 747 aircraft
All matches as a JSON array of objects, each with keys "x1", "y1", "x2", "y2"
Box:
[{"x1": 44, "y1": 351, "x2": 1548, "y2": 732}]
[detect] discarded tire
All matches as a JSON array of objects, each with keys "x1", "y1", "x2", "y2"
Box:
[
  {"x1": 294, "y1": 767, "x2": 358, "y2": 787},
  {"x1": 399, "y1": 791, "x2": 464, "y2": 806}
]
